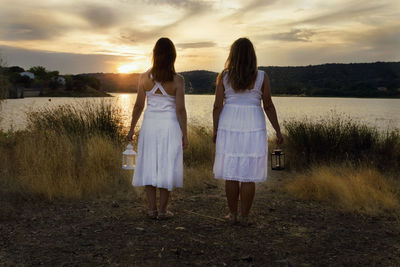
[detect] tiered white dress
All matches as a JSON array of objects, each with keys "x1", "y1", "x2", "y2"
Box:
[
  {"x1": 213, "y1": 70, "x2": 268, "y2": 182},
  {"x1": 132, "y1": 80, "x2": 183, "y2": 191}
]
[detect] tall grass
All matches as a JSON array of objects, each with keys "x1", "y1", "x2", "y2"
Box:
[
  {"x1": 27, "y1": 101, "x2": 124, "y2": 142},
  {"x1": 0, "y1": 102, "x2": 218, "y2": 199},
  {"x1": 182, "y1": 126, "x2": 218, "y2": 192},
  {"x1": 285, "y1": 165, "x2": 400, "y2": 215},
  {"x1": 283, "y1": 114, "x2": 400, "y2": 172},
  {"x1": 0, "y1": 102, "x2": 132, "y2": 200}
]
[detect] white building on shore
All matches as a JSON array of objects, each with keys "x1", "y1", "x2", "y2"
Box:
[{"x1": 19, "y1": 71, "x2": 35, "y2": 79}]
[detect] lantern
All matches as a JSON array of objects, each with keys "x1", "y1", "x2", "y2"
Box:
[
  {"x1": 122, "y1": 143, "x2": 136, "y2": 170},
  {"x1": 271, "y1": 149, "x2": 285, "y2": 170}
]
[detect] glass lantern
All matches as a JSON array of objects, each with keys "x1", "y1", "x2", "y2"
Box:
[
  {"x1": 122, "y1": 143, "x2": 137, "y2": 170},
  {"x1": 271, "y1": 149, "x2": 285, "y2": 170}
]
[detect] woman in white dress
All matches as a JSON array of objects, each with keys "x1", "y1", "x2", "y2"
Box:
[
  {"x1": 127, "y1": 38, "x2": 188, "y2": 220},
  {"x1": 213, "y1": 38, "x2": 283, "y2": 225}
]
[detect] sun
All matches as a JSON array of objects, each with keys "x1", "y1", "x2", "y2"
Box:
[{"x1": 117, "y1": 63, "x2": 139, "y2": 73}]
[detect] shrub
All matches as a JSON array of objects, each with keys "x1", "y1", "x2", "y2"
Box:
[{"x1": 283, "y1": 113, "x2": 400, "y2": 172}]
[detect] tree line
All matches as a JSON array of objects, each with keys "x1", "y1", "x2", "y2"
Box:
[
  {"x1": 2, "y1": 61, "x2": 399, "y2": 98},
  {"x1": 89, "y1": 62, "x2": 400, "y2": 98},
  {"x1": 0, "y1": 62, "x2": 102, "y2": 98}
]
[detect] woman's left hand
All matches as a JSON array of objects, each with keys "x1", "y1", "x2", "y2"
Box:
[{"x1": 212, "y1": 131, "x2": 217, "y2": 144}]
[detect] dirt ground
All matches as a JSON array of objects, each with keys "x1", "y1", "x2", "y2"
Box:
[{"x1": 1, "y1": 173, "x2": 400, "y2": 266}]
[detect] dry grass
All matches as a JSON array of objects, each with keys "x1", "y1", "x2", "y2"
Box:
[
  {"x1": 183, "y1": 126, "x2": 214, "y2": 167},
  {"x1": 285, "y1": 165, "x2": 400, "y2": 215},
  {"x1": 180, "y1": 126, "x2": 220, "y2": 192},
  {"x1": 1, "y1": 130, "x2": 132, "y2": 200},
  {"x1": 0, "y1": 109, "x2": 216, "y2": 200},
  {"x1": 0, "y1": 102, "x2": 133, "y2": 200}
]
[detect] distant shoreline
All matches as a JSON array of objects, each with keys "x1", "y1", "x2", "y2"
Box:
[{"x1": 106, "y1": 92, "x2": 400, "y2": 99}]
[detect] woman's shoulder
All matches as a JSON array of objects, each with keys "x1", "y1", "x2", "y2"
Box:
[
  {"x1": 256, "y1": 68, "x2": 269, "y2": 80},
  {"x1": 174, "y1": 73, "x2": 184, "y2": 81},
  {"x1": 140, "y1": 70, "x2": 151, "y2": 81}
]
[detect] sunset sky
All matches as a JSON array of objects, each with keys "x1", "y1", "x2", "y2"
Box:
[{"x1": 0, "y1": 0, "x2": 399, "y2": 74}]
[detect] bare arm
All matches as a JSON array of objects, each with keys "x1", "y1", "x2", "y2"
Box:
[
  {"x1": 262, "y1": 72, "x2": 283, "y2": 144},
  {"x1": 213, "y1": 72, "x2": 225, "y2": 143},
  {"x1": 175, "y1": 75, "x2": 188, "y2": 149},
  {"x1": 127, "y1": 74, "x2": 146, "y2": 141}
]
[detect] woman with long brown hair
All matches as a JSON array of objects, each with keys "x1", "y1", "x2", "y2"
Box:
[
  {"x1": 213, "y1": 38, "x2": 283, "y2": 225},
  {"x1": 127, "y1": 37, "x2": 188, "y2": 220}
]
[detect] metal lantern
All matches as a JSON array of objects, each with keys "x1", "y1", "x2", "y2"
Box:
[
  {"x1": 122, "y1": 143, "x2": 137, "y2": 170},
  {"x1": 271, "y1": 149, "x2": 285, "y2": 170}
]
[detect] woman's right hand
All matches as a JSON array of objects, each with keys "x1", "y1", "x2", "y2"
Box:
[
  {"x1": 276, "y1": 131, "x2": 283, "y2": 145},
  {"x1": 127, "y1": 129, "x2": 134, "y2": 141}
]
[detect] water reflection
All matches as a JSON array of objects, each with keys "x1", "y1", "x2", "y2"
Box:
[
  {"x1": 1, "y1": 94, "x2": 400, "y2": 134},
  {"x1": 114, "y1": 93, "x2": 137, "y2": 129}
]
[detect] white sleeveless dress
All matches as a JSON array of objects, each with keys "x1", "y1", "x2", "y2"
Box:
[
  {"x1": 213, "y1": 70, "x2": 268, "y2": 182},
  {"x1": 132, "y1": 79, "x2": 183, "y2": 191}
]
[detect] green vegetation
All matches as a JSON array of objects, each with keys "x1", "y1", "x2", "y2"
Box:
[
  {"x1": 1, "y1": 64, "x2": 109, "y2": 98},
  {"x1": 181, "y1": 70, "x2": 218, "y2": 94},
  {"x1": 261, "y1": 62, "x2": 400, "y2": 97}
]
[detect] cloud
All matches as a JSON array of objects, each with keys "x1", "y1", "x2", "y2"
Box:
[
  {"x1": 287, "y1": 2, "x2": 388, "y2": 26},
  {"x1": 144, "y1": 0, "x2": 211, "y2": 13},
  {"x1": 266, "y1": 29, "x2": 316, "y2": 42},
  {"x1": 176, "y1": 42, "x2": 216, "y2": 49},
  {"x1": 345, "y1": 24, "x2": 400, "y2": 56},
  {"x1": 0, "y1": 45, "x2": 124, "y2": 74},
  {"x1": 222, "y1": 0, "x2": 278, "y2": 21},
  {"x1": 80, "y1": 4, "x2": 119, "y2": 28},
  {"x1": 0, "y1": 13, "x2": 69, "y2": 41}
]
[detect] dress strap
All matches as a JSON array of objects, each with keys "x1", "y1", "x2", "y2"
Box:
[
  {"x1": 150, "y1": 83, "x2": 168, "y2": 96},
  {"x1": 254, "y1": 70, "x2": 264, "y2": 92},
  {"x1": 149, "y1": 72, "x2": 168, "y2": 96}
]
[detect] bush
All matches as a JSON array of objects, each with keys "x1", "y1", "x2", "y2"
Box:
[{"x1": 283, "y1": 113, "x2": 400, "y2": 172}]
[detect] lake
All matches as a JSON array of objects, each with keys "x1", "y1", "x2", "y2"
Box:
[{"x1": 1, "y1": 94, "x2": 399, "y2": 135}]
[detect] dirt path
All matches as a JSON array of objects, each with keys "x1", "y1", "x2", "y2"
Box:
[{"x1": 1, "y1": 176, "x2": 400, "y2": 266}]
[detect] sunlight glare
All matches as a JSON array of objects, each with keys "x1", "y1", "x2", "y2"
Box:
[{"x1": 118, "y1": 63, "x2": 139, "y2": 73}]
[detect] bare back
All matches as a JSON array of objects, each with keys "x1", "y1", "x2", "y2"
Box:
[{"x1": 142, "y1": 70, "x2": 183, "y2": 96}]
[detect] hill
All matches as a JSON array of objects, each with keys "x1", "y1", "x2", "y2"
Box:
[
  {"x1": 88, "y1": 62, "x2": 400, "y2": 97},
  {"x1": 260, "y1": 62, "x2": 400, "y2": 97}
]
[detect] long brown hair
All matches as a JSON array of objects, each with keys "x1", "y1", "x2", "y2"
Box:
[
  {"x1": 151, "y1": 37, "x2": 176, "y2": 82},
  {"x1": 224, "y1": 38, "x2": 257, "y2": 91}
]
